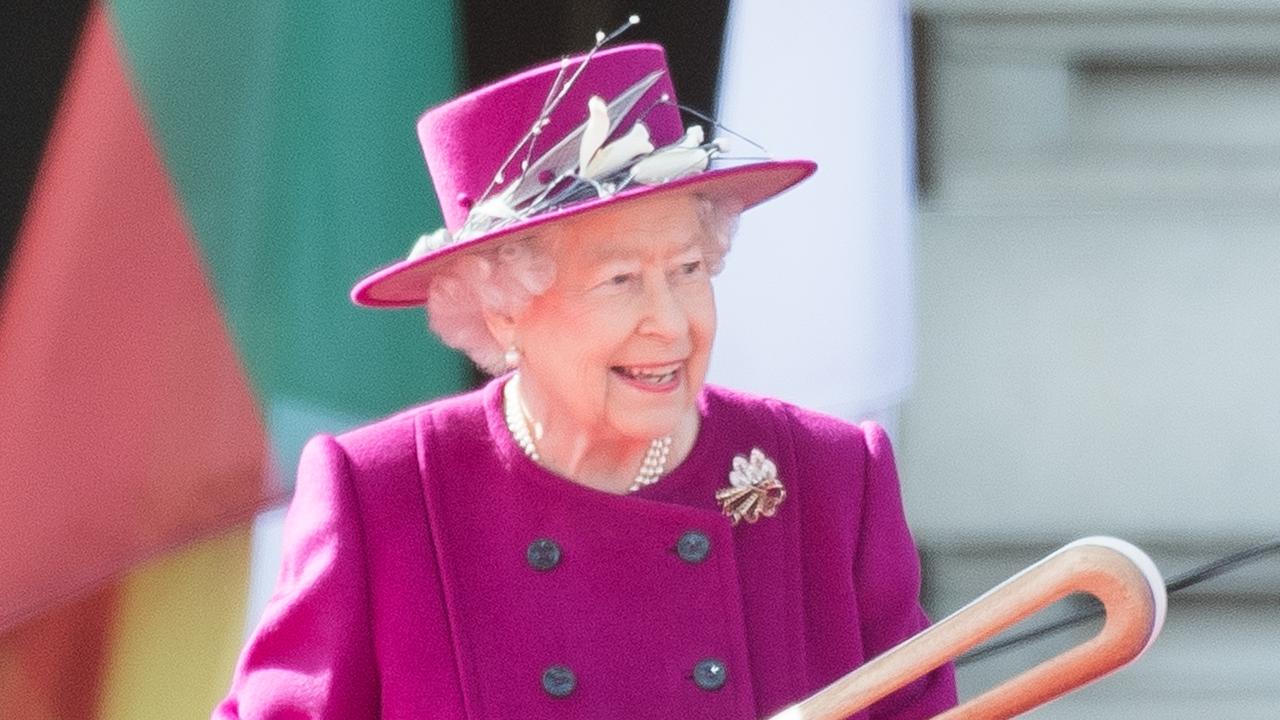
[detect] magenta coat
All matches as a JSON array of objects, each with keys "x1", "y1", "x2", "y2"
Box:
[{"x1": 214, "y1": 378, "x2": 956, "y2": 719}]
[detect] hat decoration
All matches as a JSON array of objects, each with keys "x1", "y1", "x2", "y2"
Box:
[
  {"x1": 416, "y1": 17, "x2": 739, "y2": 255},
  {"x1": 352, "y1": 16, "x2": 816, "y2": 307}
]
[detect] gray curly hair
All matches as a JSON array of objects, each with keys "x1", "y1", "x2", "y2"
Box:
[{"x1": 425, "y1": 195, "x2": 741, "y2": 374}]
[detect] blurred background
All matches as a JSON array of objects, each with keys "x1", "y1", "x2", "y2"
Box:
[{"x1": 1, "y1": 0, "x2": 1276, "y2": 717}]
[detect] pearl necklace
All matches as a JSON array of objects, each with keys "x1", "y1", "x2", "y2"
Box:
[
  {"x1": 627, "y1": 435, "x2": 673, "y2": 492},
  {"x1": 503, "y1": 375, "x2": 672, "y2": 493}
]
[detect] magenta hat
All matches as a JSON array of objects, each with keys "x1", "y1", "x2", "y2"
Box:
[{"x1": 352, "y1": 41, "x2": 816, "y2": 308}]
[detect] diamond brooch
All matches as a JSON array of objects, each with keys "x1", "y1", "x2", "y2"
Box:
[{"x1": 716, "y1": 448, "x2": 785, "y2": 525}]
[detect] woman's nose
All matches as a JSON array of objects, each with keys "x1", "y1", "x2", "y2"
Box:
[{"x1": 639, "y1": 278, "x2": 687, "y2": 339}]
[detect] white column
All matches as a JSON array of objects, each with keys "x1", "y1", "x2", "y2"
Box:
[{"x1": 710, "y1": 0, "x2": 916, "y2": 427}]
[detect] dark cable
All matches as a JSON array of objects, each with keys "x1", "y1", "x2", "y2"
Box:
[
  {"x1": 955, "y1": 538, "x2": 1280, "y2": 667},
  {"x1": 1163, "y1": 539, "x2": 1280, "y2": 593}
]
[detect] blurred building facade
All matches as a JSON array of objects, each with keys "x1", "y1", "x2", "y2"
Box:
[{"x1": 903, "y1": 0, "x2": 1280, "y2": 715}]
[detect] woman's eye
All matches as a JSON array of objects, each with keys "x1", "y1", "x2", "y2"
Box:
[
  {"x1": 608, "y1": 273, "x2": 634, "y2": 286},
  {"x1": 679, "y1": 260, "x2": 703, "y2": 275}
]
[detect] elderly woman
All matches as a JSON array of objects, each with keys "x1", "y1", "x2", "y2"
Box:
[{"x1": 216, "y1": 41, "x2": 956, "y2": 720}]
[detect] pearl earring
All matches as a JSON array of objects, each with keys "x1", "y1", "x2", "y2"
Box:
[{"x1": 504, "y1": 346, "x2": 521, "y2": 368}]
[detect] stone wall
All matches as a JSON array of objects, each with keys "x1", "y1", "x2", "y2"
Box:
[{"x1": 903, "y1": 2, "x2": 1280, "y2": 714}]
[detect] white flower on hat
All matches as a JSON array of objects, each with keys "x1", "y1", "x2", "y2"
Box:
[
  {"x1": 579, "y1": 95, "x2": 654, "y2": 181},
  {"x1": 407, "y1": 227, "x2": 453, "y2": 260},
  {"x1": 585, "y1": 123, "x2": 653, "y2": 181},
  {"x1": 470, "y1": 196, "x2": 519, "y2": 221},
  {"x1": 578, "y1": 95, "x2": 611, "y2": 174},
  {"x1": 630, "y1": 125, "x2": 716, "y2": 185}
]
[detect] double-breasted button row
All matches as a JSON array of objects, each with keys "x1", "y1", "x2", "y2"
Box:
[
  {"x1": 538, "y1": 659, "x2": 726, "y2": 697},
  {"x1": 527, "y1": 531, "x2": 723, "y2": 699},
  {"x1": 528, "y1": 532, "x2": 711, "y2": 571}
]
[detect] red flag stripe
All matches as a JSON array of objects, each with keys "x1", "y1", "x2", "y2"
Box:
[{"x1": 0, "y1": 2, "x2": 280, "y2": 631}]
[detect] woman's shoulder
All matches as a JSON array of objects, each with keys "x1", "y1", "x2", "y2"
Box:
[
  {"x1": 700, "y1": 384, "x2": 899, "y2": 511},
  {"x1": 702, "y1": 383, "x2": 885, "y2": 454},
  {"x1": 327, "y1": 382, "x2": 492, "y2": 474}
]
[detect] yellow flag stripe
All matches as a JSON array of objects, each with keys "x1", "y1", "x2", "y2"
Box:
[{"x1": 97, "y1": 524, "x2": 253, "y2": 720}]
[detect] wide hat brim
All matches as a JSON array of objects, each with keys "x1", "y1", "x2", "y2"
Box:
[{"x1": 351, "y1": 158, "x2": 816, "y2": 308}]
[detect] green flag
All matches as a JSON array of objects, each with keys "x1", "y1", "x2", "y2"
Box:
[{"x1": 111, "y1": 0, "x2": 471, "y2": 457}]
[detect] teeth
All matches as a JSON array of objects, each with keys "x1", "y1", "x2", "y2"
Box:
[{"x1": 617, "y1": 364, "x2": 679, "y2": 384}]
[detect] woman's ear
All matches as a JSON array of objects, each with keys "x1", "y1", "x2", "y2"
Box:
[{"x1": 482, "y1": 306, "x2": 519, "y2": 352}]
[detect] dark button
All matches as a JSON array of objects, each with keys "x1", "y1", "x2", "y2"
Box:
[
  {"x1": 676, "y1": 530, "x2": 711, "y2": 564},
  {"x1": 526, "y1": 538, "x2": 562, "y2": 571},
  {"x1": 693, "y1": 658, "x2": 727, "y2": 691},
  {"x1": 542, "y1": 665, "x2": 576, "y2": 697}
]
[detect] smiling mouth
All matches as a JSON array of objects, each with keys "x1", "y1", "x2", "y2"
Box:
[{"x1": 612, "y1": 363, "x2": 681, "y2": 386}]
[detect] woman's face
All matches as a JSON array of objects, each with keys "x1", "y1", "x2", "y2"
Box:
[{"x1": 507, "y1": 193, "x2": 717, "y2": 444}]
